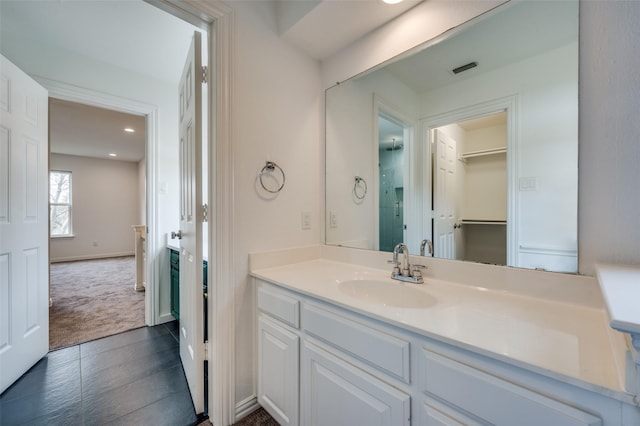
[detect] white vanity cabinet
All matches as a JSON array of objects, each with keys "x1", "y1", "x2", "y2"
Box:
[
  {"x1": 257, "y1": 279, "x2": 411, "y2": 426},
  {"x1": 255, "y1": 278, "x2": 637, "y2": 426}
]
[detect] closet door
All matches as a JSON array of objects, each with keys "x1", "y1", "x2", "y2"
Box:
[{"x1": 433, "y1": 129, "x2": 457, "y2": 260}]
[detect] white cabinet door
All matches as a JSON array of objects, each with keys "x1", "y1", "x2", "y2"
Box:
[
  {"x1": 301, "y1": 341, "x2": 410, "y2": 426},
  {"x1": 258, "y1": 315, "x2": 299, "y2": 426}
]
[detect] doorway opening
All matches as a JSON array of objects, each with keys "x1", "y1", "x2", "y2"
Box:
[
  {"x1": 378, "y1": 113, "x2": 407, "y2": 252},
  {"x1": 373, "y1": 97, "x2": 415, "y2": 252},
  {"x1": 48, "y1": 98, "x2": 147, "y2": 350},
  {"x1": 431, "y1": 110, "x2": 509, "y2": 265}
]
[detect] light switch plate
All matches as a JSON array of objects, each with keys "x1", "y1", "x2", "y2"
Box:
[
  {"x1": 519, "y1": 177, "x2": 537, "y2": 191},
  {"x1": 329, "y1": 211, "x2": 338, "y2": 228},
  {"x1": 302, "y1": 211, "x2": 311, "y2": 230}
]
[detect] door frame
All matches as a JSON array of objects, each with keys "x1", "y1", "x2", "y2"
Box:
[
  {"x1": 421, "y1": 95, "x2": 519, "y2": 266},
  {"x1": 372, "y1": 94, "x2": 416, "y2": 252},
  {"x1": 150, "y1": 1, "x2": 236, "y2": 424},
  {"x1": 38, "y1": 76, "x2": 159, "y2": 326},
  {"x1": 23, "y1": 0, "x2": 235, "y2": 423}
]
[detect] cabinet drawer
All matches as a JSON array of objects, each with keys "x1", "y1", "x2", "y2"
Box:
[
  {"x1": 422, "y1": 397, "x2": 484, "y2": 426},
  {"x1": 419, "y1": 348, "x2": 602, "y2": 426},
  {"x1": 302, "y1": 303, "x2": 410, "y2": 383},
  {"x1": 257, "y1": 283, "x2": 300, "y2": 329}
]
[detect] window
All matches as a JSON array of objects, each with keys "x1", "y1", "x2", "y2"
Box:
[{"x1": 49, "y1": 171, "x2": 73, "y2": 237}]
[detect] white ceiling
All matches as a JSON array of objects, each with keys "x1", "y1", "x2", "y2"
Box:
[
  {"x1": 0, "y1": 0, "x2": 201, "y2": 85},
  {"x1": 277, "y1": 0, "x2": 424, "y2": 60},
  {"x1": 1, "y1": 0, "x2": 426, "y2": 161},
  {"x1": 383, "y1": 1, "x2": 578, "y2": 94},
  {"x1": 49, "y1": 99, "x2": 146, "y2": 162}
]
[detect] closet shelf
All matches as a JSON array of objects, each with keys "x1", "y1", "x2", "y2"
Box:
[
  {"x1": 458, "y1": 147, "x2": 506, "y2": 162},
  {"x1": 460, "y1": 219, "x2": 507, "y2": 225}
]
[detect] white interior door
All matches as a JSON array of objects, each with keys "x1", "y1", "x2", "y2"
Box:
[
  {"x1": 433, "y1": 129, "x2": 457, "y2": 260},
  {"x1": 178, "y1": 32, "x2": 205, "y2": 414},
  {"x1": 0, "y1": 55, "x2": 49, "y2": 393}
]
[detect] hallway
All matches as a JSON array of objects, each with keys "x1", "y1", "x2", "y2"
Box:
[{"x1": 0, "y1": 322, "x2": 200, "y2": 425}]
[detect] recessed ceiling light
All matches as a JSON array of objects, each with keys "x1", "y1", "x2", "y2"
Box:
[
  {"x1": 124, "y1": 127, "x2": 135, "y2": 133},
  {"x1": 109, "y1": 153, "x2": 117, "y2": 157},
  {"x1": 381, "y1": 0, "x2": 404, "y2": 4}
]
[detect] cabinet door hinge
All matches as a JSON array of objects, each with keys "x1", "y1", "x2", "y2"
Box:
[
  {"x1": 202, "y1": 65, "x2": 208, "y2": 84},
  {"x1": 202, "y1": 203, "x2": 208, "y2": 222}
]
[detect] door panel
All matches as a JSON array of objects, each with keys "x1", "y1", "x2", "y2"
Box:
[
  {"x1": 433, "y1": 129, "x2": 457, "y2": 259},
  {"x1": 178, "y1": 32, "x2": 205, "y2": 414},
  {"x1": 0, "y1": 54, "x2": 49, "y2": 393}
]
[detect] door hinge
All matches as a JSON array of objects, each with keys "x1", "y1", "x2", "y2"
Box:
[
  {"x1": 202, "y1": 65, "x2": 208, "y2": 84},
  {"x1": 203, "y1": 343, "x2": 208, "y2": 361},
  {"x1": 202, "y1": 203, "x2": 208, "y2": 222}
]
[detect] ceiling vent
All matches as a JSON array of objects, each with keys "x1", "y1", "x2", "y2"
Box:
[{"x1": 451, "y1": 61, "x2": 478, "y2": 75}]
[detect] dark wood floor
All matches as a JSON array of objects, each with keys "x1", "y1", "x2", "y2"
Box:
[{"x1": 0, "y1": 321, "x2": 200, "y2": 425}]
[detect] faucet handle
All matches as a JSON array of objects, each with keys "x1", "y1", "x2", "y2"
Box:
[
  {"x1": 387, "y1": 259, "x2": 400, "y2": 276},
  {"x1": 411, "y1": 264, "x2": 427, "y2": 278}
]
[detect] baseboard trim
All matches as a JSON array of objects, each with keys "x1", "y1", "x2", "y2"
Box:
[
  {"x1": 50, "y1": 252, "x2": 135, "y2": 263},
  {"x1": 158, "y1": 312, "x2": 176, "y2": 325},
  {"x1": 235, "y1": 395, "x2": 259, "y2": 422}
]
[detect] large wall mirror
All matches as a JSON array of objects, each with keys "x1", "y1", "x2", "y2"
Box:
[{"x1": 325, "y1": 0, "x2": 578, "y2": 273}]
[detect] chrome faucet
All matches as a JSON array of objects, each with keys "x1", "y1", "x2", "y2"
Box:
[
  {"x1": 392, "y1": 243, "x2": 410, "y2": 276},
  {"x1": 390, "y1": 243, "x2": 426, "y2": 284},
  {"x1": 420, "y1": 239, "x2": 433, "y2": 256}
]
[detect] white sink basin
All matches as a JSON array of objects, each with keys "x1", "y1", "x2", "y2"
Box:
[{"x1": 338, "y1": 279, "x2": 437, "y2": 309}]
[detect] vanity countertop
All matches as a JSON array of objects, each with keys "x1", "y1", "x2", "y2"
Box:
[
  {"x1": 166, "y1": 233, "x2": 208, "y2": 261},
  {"x1": 251, "y1": 257, "x2": 630, "y2": 402},
  {"x1": 597, "y1": 264, "x2": 640, "y2": 336}
]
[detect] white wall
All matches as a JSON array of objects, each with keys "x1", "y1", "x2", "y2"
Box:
[
  {"x1": 229, "y1": 1, "x2": 321, "y2": 409},
  {"x1": 50, "y1": 154, "x2": 139, "y2": 262},
  {"x1": 461, "y1": 123, "x2": 508, "y2": 222},
  {"x1": 579, "y1": 1, "x2": 640, "y2": 275},
  {"x1": 323, "y1": 1, "x2": 640, "y2": 276}
]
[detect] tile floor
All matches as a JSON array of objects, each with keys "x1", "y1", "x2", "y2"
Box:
[{"x1": 0, "y1": 321, "x2": 200, "y2": 426}]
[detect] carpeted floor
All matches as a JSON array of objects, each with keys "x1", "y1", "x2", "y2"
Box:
[{"x1": 49, "y1": 256, "x2": 145, "y2": 350}]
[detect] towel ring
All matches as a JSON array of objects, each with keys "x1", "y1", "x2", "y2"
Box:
[
  {"x1": 259, "y1": 161, "x2": 286, "y2": 193},
  {"x1": 353, "y1": 176, "x2": 367, "y2": 200}
]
